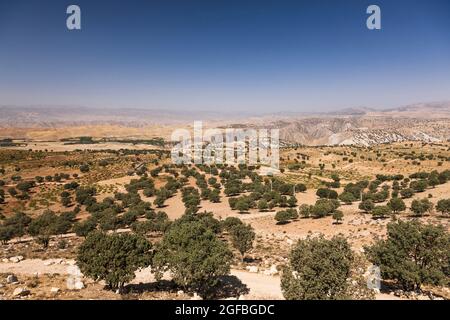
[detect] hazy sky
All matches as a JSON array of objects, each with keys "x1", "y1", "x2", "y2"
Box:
[{"x1": 0, "y1": 0, "x2": 449, "y2": 113}]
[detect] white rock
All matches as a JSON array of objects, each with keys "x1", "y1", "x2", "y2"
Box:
[
  {"x1": 190, "y1": 293, "x2": 202, "y2": 300},
  {"x1": 66, "y1": 277, "x2": 85, "y2": 290},
  {"x1": 1, "y1": 258, "x2": 9, "y2": 263},
  {"x1": 13, "y1": 287, "x2": 30, "y2": 297},
  {"x1": 6, "y1": 274, "x2": 18, "y2": 284},
  {"x1": 263, "y1": 265, "x2": 278, "y2": 276},
  {"x1": 9, "y1": 256, "x2": 23, "y2": 263},
  {"x1": 43, "y1": 261, "x2": 54, "y2": 266},
  {"x1": 67, "y1": 265, "x2": 82, "y2": 276},
  {"x1": 286, "y1": 239, "x2": 294, "y2": 245},
  {"x1": 246, "y1": 266, "x2": 259, "y2": 273},
  {"x1": 65, "y1": 259, "x2": 77, "y2": 266},
  {"x1": 177, "y1": 290, "x2": 184, "y2": 296},
  {"x1": 50, "y1": 287, "x2": 60, "y2": 294}
]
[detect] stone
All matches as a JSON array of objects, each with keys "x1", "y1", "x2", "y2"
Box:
[
  {"x1": 9, "y1": 256, "x2": 24, "y2": 263},
  {"x1": 43, "y1": 260, "x2": 54, "y2": 266},
  {"x1": 1, "y1": 258, "x2": 9, "y2": 263},
  {"x1": 50, "y1": 287, "x2": 60, "y2": 294},
  {"x1": 67, "y1": 278, "x2": 85, "y2": 290},
  {"x1": 246, "y1": 266, "x2": 259, "y2": 273},
  {"x1": 263, "y1": 265, "x2": 278, "y2": 276},
  {"x1": 190, "y1": 293, "x2": 202, "y2": 300},
  {"x1": 177, "y1": 290, "x2": 184, "y2": 296},
  {"x1": 65, "y1": 259, "x2": 77, "y2": 266},
  {"x1": 6, "y1": 274, "x2": 18, "y2": 284},
  {"x1": 13, "y1": 287, "x2": 30, "y2": 297}
]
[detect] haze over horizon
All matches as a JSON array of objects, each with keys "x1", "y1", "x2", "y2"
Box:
[{"x1": 1, "y1": 0, "x2": 450, "y2": 113}]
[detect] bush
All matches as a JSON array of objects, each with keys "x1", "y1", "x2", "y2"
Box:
[
  {"x1": 281, "y1": 235, "x2": 353, "y2": 300},
  {"x1": 77, "y1": 231, "x2": 152, "y2": 291},
  {"x1": 153, "y1": 218, "x2": 232, "y2": 298},
  {"x1": 365, "y1": 220, "x2": 449, "y2": 290}
]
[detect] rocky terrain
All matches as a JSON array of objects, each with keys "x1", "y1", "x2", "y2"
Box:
[{"x1": 0, "y1": 102, "x2": 449, "y2": 146}]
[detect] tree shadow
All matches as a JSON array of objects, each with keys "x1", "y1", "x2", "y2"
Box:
[
  {"x1": 121, "y1": 276, "x2": 249, "y2": 299},
  {"x1": 213, "y1": 275, "x2": 250, "y2": 299},
  {"x1": 122, "y1": 279, "x2": 178, "y2": 294}
]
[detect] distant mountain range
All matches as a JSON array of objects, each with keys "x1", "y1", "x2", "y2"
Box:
[{"x1": 0, "y1": 102, "x2": 449, "y2": 146}]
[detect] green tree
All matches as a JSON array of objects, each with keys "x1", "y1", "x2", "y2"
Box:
[
  {"x1": 229, "y1": 223, "x2": 255, "y2": 261},
  {"x1": 298, "y1": 204, "x2": 312, "y2": 218},
  {"x1": 73, "y1": 218, "x2": 97, "y2": 238},
  {"x1": 365, "y1": 220, "x2": 449, "y2": 291},
  {"x1": 400, "y1": 188, "x2": 414, "y2": 199},
  {"x1": 387, "y1": 198, "x2": 406, "y2": 214},
  {"x1": 358, "y1": 199, "x2": 374, "y2": 213},
  {"x1": 338, "y1": 192, "x2": 356, "y2": 205},
  {"x1": 0, "y1": 225, "x2": 14, "y2": 244},
  {"x1": 371, "y1": 205, "x2": 392, "y2": 219},
  {"x1": 436, "y1": 199, "x2": 450, "y2": 216},
  {"x1": 77, "y1": 231, "x2": 152, "y2": 291},
  {"x1": 235, "y1": 199, "x2": 250, "y2": 213},
  {"x1": 281, "y1": 235, "x2": 353, "y2": 300},
  {"x1": 257, "y1": 199, "x2": 268, "y2": 212},
  {"x1": 275, "y1": 210, "x2": 291, "y2": 224},
  {"x1": 332, "y1": 210, "x2": 344, "y2": 224},
  {"x1": 410, "y1": 198, "x2": 433, "y2": 217},
  {"x1": 153, "y1": 219, "x2": 232, "y2": 298}
]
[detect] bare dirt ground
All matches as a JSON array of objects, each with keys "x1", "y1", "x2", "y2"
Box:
[{"x1": 0, "y1": 258, "x2": 403, "y2": 300}]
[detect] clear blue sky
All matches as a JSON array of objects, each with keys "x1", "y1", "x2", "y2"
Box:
[{"x1": 0, "y1": 0, "x2": 449, "y2": 113}]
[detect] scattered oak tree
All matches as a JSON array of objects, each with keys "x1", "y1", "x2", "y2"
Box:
[
  {"x1": 281, "y1": 235, "x2": 354, "y2": 300},
  {"x1": 77, "y1": 231, "x2": 153, "y2": 292},
  {"x1": 365, "y1": 220, "x2": 449, "y2": 291}
]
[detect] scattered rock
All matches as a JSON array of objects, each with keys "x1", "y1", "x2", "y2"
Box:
[
  {"x1": 50, "y1": 287, "x2": 60, "y2": 294},
  {"x1": 65, "y1": 259, "x2": 77, "y2": 266},
  {"x1": 263, "y1": 265, "x2": 278, "y2": 276},
  {"x1": 190, "y1": 293, "x2": 202, "y2": 300},
  {"x1": 9, "y1": 256, "x2": 24, "y2": 263},
  {"x1": 6, "y1": 274, "x2": 18, "y2": 284},
  {"x1": 67, "y1": 278, "x2": 85, "y2": 290},
  {"x1": 177, "y1": 290, "x2": 184, "y2": 296},
  {"x1": 13, "y1": 287, "x2": 30, "y2": 297},
  {"x1": 1, "y1": 258, "x2": 9, "y2": 263},
  {"x1": 246, "y1": 266, "x2": 259, "y2": 273}
]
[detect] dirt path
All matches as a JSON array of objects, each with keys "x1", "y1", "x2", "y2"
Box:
[
  {"x1": 0, "y1": 259, "x2": 401, "y2": 300},
  {"x1": 230, "y1": 270, "x2": 283, "y2": 299}
]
